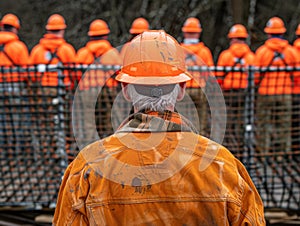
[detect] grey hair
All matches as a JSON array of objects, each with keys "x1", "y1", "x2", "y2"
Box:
[{"x1": 126, "y1": 84, "x2": 180, "y2": 112}]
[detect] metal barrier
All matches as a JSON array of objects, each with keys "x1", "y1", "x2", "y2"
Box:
[{"x1": 0, "y1": 64, "x2": 299, "y2": 213}]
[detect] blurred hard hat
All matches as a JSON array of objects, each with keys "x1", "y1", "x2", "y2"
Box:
[
  {"x1": 264, "y1": 17, "x2": 286, "y2": 34},
  {"x1": 116, "y1": 30, "x2": 192, "y2": 85},
  {"x1": 227, "y1": 24, "x2": 248, "y2": 38},
  {"x1": 46, "y1": 14, "x2": 67, "y2": 30},
  {"x1": 182, "y1": 17, "x2": 202, "y2": 33},
  {"x1": 296, "y1": 24, "x2": 300, "y2": 36},
  {"x1": 1, "y1": 13, "x2": 20, "y2": 29},
  {"x1": 88, "y1": 19, "x2": 110, "y2": 36},
  {"x1": 129, "y1": 17, "x2": 149, "y2": 34}
]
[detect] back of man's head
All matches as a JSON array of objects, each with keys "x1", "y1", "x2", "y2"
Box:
[{"x1": 115, "y1": 30, "x2": 192, "y2": 112}]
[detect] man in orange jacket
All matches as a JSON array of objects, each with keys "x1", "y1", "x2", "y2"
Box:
[
  {"x1": 217, "y1": 24, "x2": 255, "y2": 154},
  {"x1": 180, "y1": 17, "x2": 214, "y2": 136},
  {"x1": 0, "y1": 13, "x2": 30, "y2": 151},
  {"x1": 53, "y1": 30, "x2": 265, "y2": 225},
  {"x1": 76, "y1": 19, "x2": 121, "y2": 145},
  {"x1": 0, "y1": 13, "x2": 29, "y2": 73},
  {"x1": 30, "y1": 14, "x2": 76, "y2": 87},
  {"x1": 255, "y1": 17, "x2": 298, "y2": 156}
]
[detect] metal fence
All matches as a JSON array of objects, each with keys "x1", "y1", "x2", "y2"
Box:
[{"x1": 0, "y1": 64, "x2": 299, "y2": 213}]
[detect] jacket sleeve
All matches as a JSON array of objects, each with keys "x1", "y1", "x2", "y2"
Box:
[
  {"x1": 232, "y1": 159, "x2": 266, "y2": 226},
  {"x1": 53, "y1": 154, "x2": 90, "y2": 225}
]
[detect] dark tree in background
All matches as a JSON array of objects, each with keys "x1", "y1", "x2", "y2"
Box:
[{"x1": 1, "y1": 0, "x2": 300, "y2": 62}]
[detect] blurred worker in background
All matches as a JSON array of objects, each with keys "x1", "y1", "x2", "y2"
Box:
[
  {"x1": 76, "y1": 19, "x2": 121, "y2": 146},
  {"x1": 119, "y1": 17, "x2": 149, "y2": 60},
  {"x1": 292, "y1": 25, "x2": 300, "y2": 152},
  {"x1": 180, "y1": 17, "x2": 214, "y2": 136},
  {"x1": 181, "y1": 17, "x2": 214, "y2": 67},
  {"x1": 255, "y1": 16, "x2": 298, "y2": 157},
  {"x1": 53, "y1": 30, "x2": 265, "y2": 225},
  {"x1": 0, "y1": 13, "x2": 29, "y2": 67},
  {"x1": 0, "y1": 13, "x2": 30, "y2": 151},
  {"x1": 216, "y1": 24, "x2": 255, "y2": 154},
  {"x1": 30, "y1": 13, "x2": 76, "y2": 87}
]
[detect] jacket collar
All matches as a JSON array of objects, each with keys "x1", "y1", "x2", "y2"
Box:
[{"x1": 117, "y1": 110, "x2": 199, "y2": 134}]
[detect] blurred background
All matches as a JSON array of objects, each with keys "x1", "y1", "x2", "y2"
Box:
[
  {"x1": 1, "y1": 0, "x2": 300, "y2": 62},
  {"x1": 1, "y1": 0, "x2": 300, "y2": 225}
]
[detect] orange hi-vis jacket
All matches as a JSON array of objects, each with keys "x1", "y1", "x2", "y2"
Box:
[
  {"x1": 292, "y1": 38, "x2": 300, "y2": 94},
  {"x1": 76, "y1": 39, "x2": 121, "y2": 89},
  {"x1": 30, "y1": 34, "x2": 76, "y2": 86},
  {"x1": 0, "y1": 31, "x2": 29, "y2": 82},
  {"x1": 217, "y1": 43, "x2": 255, "y2": 90},
  {"x1": 255, "y1": 37, "x2": 298, "y2": 95},
  {"x1": 181, "y1": 42, "x2": 214, "y2": 88},
  {"x1": 53, "y1": 110, "x2": 265, "y2": 226}
]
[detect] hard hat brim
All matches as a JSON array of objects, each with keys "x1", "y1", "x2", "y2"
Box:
[
  {"x1": 264, "y1": 27, "x2": 286, "y2": 34},
  {"x1": 116, "y1": 72, "x2": 192, "y2": 85},
  {"x1": 88, "y1": 29, "x2": 110, "y2": 36},
  {"x1": 227, "y1": 34, "x2": 248, "y2": 38},
  {"x1": 46, "y1": 24, "x2": 67, "y2": 30},
  {"x1": 130, "y1": 28, "x2": 147, "y2": 34},
  {"x1": 182, "y1": 27, "x2": 202, "y2": 33}
]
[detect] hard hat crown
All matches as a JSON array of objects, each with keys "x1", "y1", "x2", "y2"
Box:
[
  {"x1": 46, "y1": 14, "x2": 67, "y2": 30},
  {"x1": 1, "y1": 13, "x2": 20, "y2": 29},
  {"x1": 182, "y1": 17, "x2": 202, "y2": 33},
  {"x1": 264, "y1": 17, "x2": 286, "y2": 34},
  {"x1": 129, "y1": 17, "x2": 149, "y2": 34},
  {"x1": 227, "y1": 24, "x2": 248, "y2": 38},
  {"x1": 116, "y1": 30, "x2": 192, "y2": 85},
  {"x1": 88, "y1": 19, "x2": 110, "y2": 36}
]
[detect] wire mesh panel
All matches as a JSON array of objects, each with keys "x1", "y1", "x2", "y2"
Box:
[
  {"x1": 0, "y1": 65, "x2": 299, "y2": 213},
  {"x1": 251, "y1": 67, "x2": 300, "y2": 211},
  {"x1": 0, "y1": 66, "x2": 68, "y2": 207}
]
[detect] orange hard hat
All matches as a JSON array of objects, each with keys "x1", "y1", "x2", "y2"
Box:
[
  {"x1": 227, "y1": 24, "x2": 248, "y2": 38},
  {"x1": 116, "y1": 30, "x2": 192, "y2": 85},
  {"x1": 264, "y1": 17, "x2": 286, "y2": 34},
  {"x1": 182, "y1": 17, "x2": 202, "y2": 33},
  {"x1": 296, "y1": 24, "x2": 300, "y2": 36},
  {"x1": 88, "y1": 19, "x2": 110, "y2": 36},
  {"x1": 129, "y1": 17, "x2": 149, "y2": 34},
  {"x1": 1, "y1": 13, "x2": 20, "y2": 29},
  {"x1": 46, "y1": 14, "x2": 67, "y2": 30}
]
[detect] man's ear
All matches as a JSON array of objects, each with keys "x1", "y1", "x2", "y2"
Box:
[
  {"x1": 177, "y1": 82, "x2": 186, "y2": 101},
  {"x1": 121, "y1": 83, "x2": 131, "y2": 101}
]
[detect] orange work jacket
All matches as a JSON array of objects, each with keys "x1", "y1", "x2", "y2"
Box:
[
  {"x1": 30, "y1": 34, "x2": 76, "y2": 86},
  {"x1": 0, "y1": 31, "x2": 29, "y2": 82},
  {"x1": 76, "y1": 39, "x2": 121, "y2": 89},
  {"x1": 217, "y1": 43, "x2": 255, "y2": 89},
  {"x1": 181, "y1": 42, "x2": 214, "y2": 88},
  {"x1": 255, "y1": 38, "x2": 298, "y2": 95},
  {"x1": 53, "y1": 111, "x2": 265, "y2": 226},
  {"x1": 292, "y1": 38, "x2": 300, "y2": 94}
]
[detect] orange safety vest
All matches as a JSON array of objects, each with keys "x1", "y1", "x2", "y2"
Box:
[
  {"x1": 0, "y1": 31, "x2": 29, "y2": 82},
  {"x1": 217, "y1": 42, "x2": 255, "y2": 90},
  {"x1": 255, "y1": 38, "x2": 298, "y2": 95},
  {"x1": 181, "y1": 42, "x2": 214, "y2": 88},
  {"x1": 76, "y1": 39, "x2": 121, "y2": 90},
  {"x1": 30, "y1": 34, "x2": 76, "y2": 86}
]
